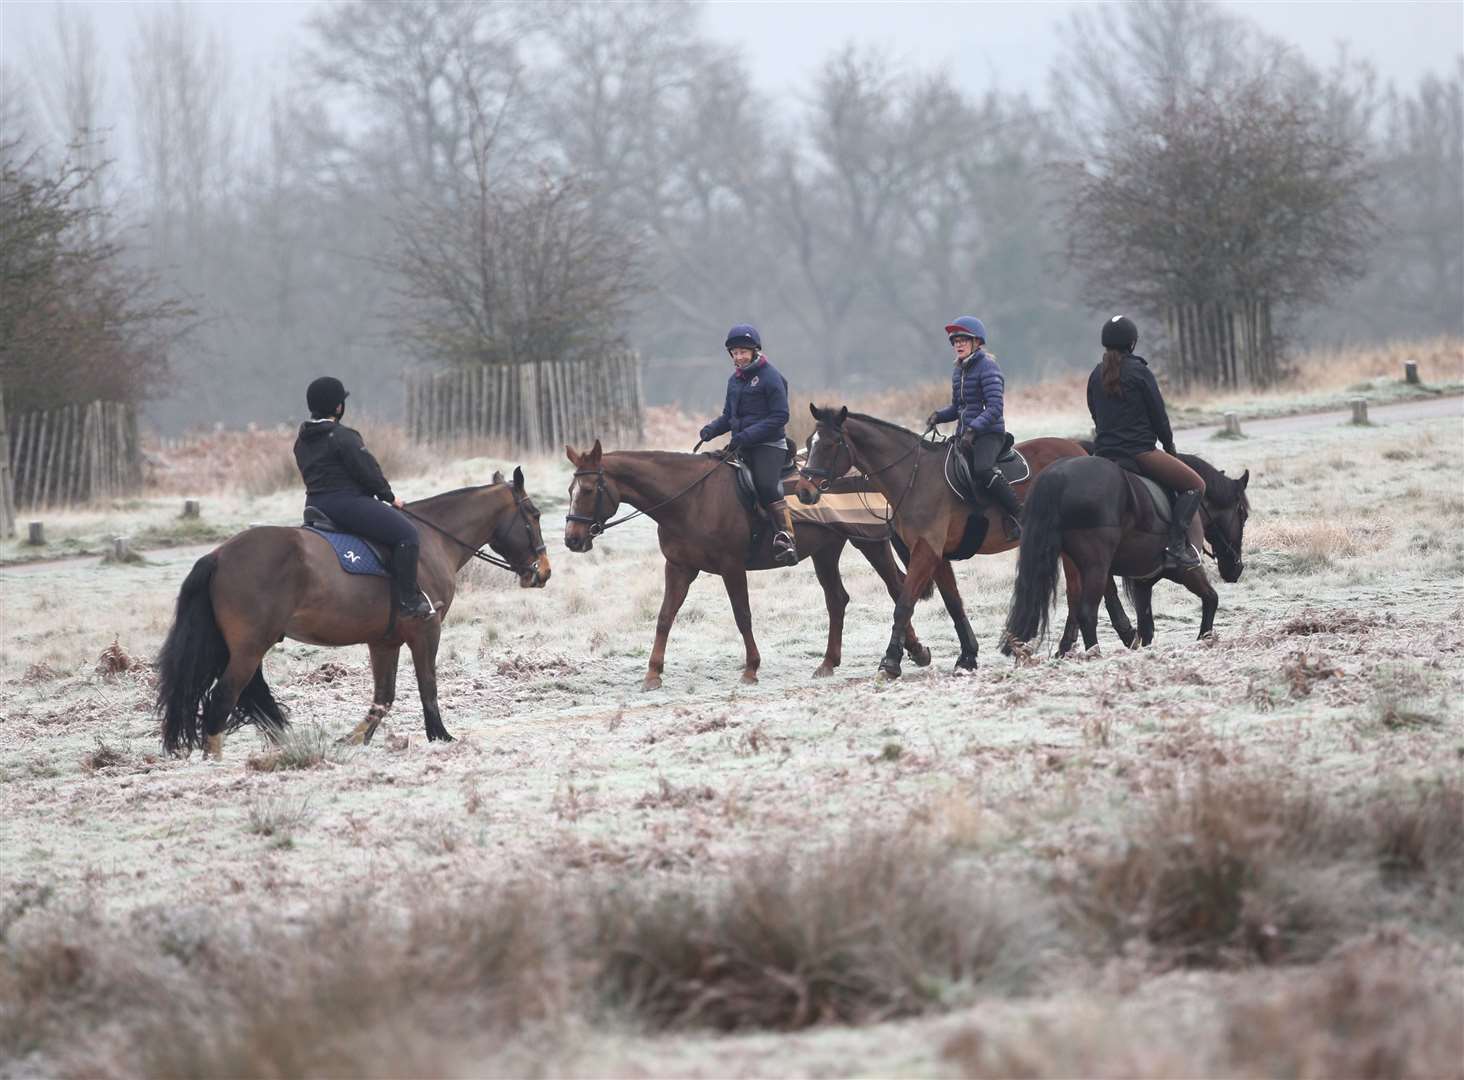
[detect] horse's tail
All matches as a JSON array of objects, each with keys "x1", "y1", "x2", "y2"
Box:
[
  {"x1": 1003, "y1": 467, "x2": 1068, "y2": 652},
  {"x1": 156, "y1": 553, "x2": 228, "y2": 754},
  {"x1": 887, "y1": 532, "x2": 935, "y2": 601},
  {"x1": 237, "y1": 666, "x2": 289, "y2": 736}
]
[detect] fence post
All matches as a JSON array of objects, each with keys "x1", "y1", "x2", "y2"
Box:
[
  {"x1": 183, "y1": 499, "x2": 201, "y2": 518},
  {"x1": 27, "y1": 521, "x2": 44, "y2": 545},
  {"x1": 1350, "y1": 398, "x2": 1369, "y2": 425},
  {"x1": 1223, "y1": 412, "x2": 1242, "y2": 437},
  {"x1": 111, "y1": 536, "x2": 131, "y2": 561},
  {"x1": 1404, "y1": 361, "x2": 1420, "y2": 385}
]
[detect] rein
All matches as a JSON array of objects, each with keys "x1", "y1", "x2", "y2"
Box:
[
  {"x1": 568, "y1": 452, "x2": 730, "y2": 536},
  {"x1": 800, "y1": 423, "x2": 930, "y2": 526},
  {"x1": 401, "y1": 487, "x2": 544, "y2": 576},
  {"x1": 1200, "y1": 501, "x2": 1242, "y2": 564}
]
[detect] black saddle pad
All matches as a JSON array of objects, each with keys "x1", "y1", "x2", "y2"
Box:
[{"x1": 944, "y1": 435, "x2": 1030, "y2": 506}]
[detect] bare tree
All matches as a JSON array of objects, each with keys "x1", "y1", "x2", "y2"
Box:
[{"x1": 30, "y1": 7, "x2": 111, "y2": 232}]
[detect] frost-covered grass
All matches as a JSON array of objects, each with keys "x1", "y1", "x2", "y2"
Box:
[{"x1": 0, "y1": 410, "x2": 1460, "y2": 1077}]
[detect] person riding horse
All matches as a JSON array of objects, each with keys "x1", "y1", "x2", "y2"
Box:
[
  {"x1": 698, "y1": 324, "x2": 798, "y2": 566},
  {"x1": 1087, "y1": 315, "x2": 1205, "y2": 570},
  {"x1": 293, "y1": 376, "x2": 432, "y2": 618},
  {"x1": 924, "y1": 315, "x2": 1023, "y2": 542}
]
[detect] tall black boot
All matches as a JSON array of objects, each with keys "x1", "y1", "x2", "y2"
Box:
[
  {"x1": 769, "y1": 499, "x2": 799, "y2": 565},
  {"x1": 986, "y1": 473, "x2": 1023, "y2": 542},
  {"x1": 392, "y1": 542, "x2": 433, "y2": 618},
  {"x1": 1166, "y1": 490, "x2": 1203, "y2": 571}
]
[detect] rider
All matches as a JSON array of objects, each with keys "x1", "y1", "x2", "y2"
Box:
[
  {"x1": 698, "y1": 324, "x2": 798, "y2": 566},
  {"x1": 926, "y1": 315, "x2": 1023, "y2": 541},
  {"x1": 293, "y1": 376, "x2": 433, "y2": 618},
  {"x1": 1087, "y1": 315, "x2": 1205, "y2": 571}
]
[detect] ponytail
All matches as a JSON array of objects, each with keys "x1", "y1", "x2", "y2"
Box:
[{"x1": 1101, "y1": 348, "x2": 1125, "y2": 398}]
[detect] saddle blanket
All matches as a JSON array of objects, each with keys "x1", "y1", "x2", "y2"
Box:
[
  {"x1": 308, "y1": 527, "x2": 390, "y2": 577},
  {"x1": 789, "y1": 491, "x2": 892, "y2": 544}
]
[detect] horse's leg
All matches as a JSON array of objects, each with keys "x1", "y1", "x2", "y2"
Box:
[
  {"x1": 201, "y1": 648, "x2": 267, "y2": 761},
  {"x1": 1057, "y1": 555, "x2": 1082, "y2": 657},
  {"x1": 1104, "y1": 577, "x2": 1138, "y2": 648},
  {"x1": 1130, "y1": 579, "x2": 1155, "y2": 646},
  {"x1": 343, "y1": 643, "x2": 400, "y2": 745},
  {"x1": 1178, "y1": 565, "x2": 1220, "y2": 639},
  {"x1": 407, "y1": 620, "x2": 452, "y2": 742},
  {"x1": 856, "y1": 539, "x2": 931, "y2": 668},
  {"x1": 811, "y1": 545, "x2": 849, "y2": 678},
  {"x1": 879, "y1": 541, "x2": 940, "y2": 680},
  {"x1": 933, "y1": 559, "x2": 979, "y2": 672},
  {"x1": 645, "y1": 561, "x2": 698, "y2": 692},
  {"x1": 721, "y1": 567, "x2": 761, "y2": 685}
]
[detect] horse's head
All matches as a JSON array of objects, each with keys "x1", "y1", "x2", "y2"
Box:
[
  {"x1": 1204, "y1": 468, "x2": 1250, "y2": 583},
  {"x1": 490, "y1": 466, "x2": 550, "y2": 588},
  {"x1": 795, "y1": 404, "x2": 852, "y2": 505},
  {"x1": 564, "y1": 440, "x2": 616, "y2": 553}
]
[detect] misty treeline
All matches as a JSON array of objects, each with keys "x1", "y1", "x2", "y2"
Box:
[{"x1": 2, "y1": 0, "x2": 1461, "y2": 427}]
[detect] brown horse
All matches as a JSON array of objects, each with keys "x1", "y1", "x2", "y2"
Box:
[
  {"x1": 795, "y1": 406, "x2": 1134, "y2": 677},
  {"x1": 156, "y1": 468, "x2": 551, "y2": 759},
  {"x1": 563, "y1": 440, "x2": 932, "y2": 690}
]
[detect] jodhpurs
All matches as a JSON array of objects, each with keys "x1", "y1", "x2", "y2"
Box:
[{"x1": 742, "y1": 443, "x2": 788, "y2": 508}]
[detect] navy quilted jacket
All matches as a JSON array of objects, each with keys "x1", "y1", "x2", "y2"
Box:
[
  {"x1": 933, "y1": 349, "x2": 1005, "y2": 435},
  {"x1": 700, "y1": 356, "x2": 790, "y2": 446}
]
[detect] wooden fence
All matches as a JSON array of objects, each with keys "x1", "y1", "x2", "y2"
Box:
[
  {"x1": 405, "y1": 351, "x2": 644, "y2": 452},
  {"x1": 5, "y1": 400, "x2": 142, "y2": 510}
]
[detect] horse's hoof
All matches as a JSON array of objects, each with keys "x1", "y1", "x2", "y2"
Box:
[
  {"x1": 907, "y1": 644, "x2": 933, "y2": 668},
  {"x1": 878, "y1": 661, "x2": 902, "y2": 681},
  {"x1": 642, "y1": 676, "x2": 662, "y2": 693},
  {"x1": 954, "y1": 654, "x2": 977, "y2": 673},
  {"x1": 740, "y1": 671, "x2": 759, "y2": 686},
  {"x1": 427, "y1": 729, "x2": 455, "y2": 743},
  {"x1": 813, "y1": 663, "x2": 836, "y2": 678}
]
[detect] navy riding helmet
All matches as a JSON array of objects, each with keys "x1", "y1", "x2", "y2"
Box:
[
  {"x1": 945, "y1": 315, "x2": 987, "y2": 343},
  {"x1": 725, "y1": 324, "x2": 762, "y2": 353}
]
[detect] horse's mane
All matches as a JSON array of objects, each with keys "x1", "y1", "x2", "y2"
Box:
[
  {"x1": 843, "y1": 411, "x2": 944, "y2": 451},
  {"x1": 409, "y1": 481, "x2": 507, "y2": 508},
  {"x1": 1178, "y1": 453, "x2": 1248, "y2": 509}
]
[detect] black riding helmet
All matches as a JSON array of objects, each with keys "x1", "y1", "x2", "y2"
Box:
[
  {"x1": 306, "y1": 376, "x2": 349, "y2": 419},
  {"x1": 1101, "y1": 315, "x2": 1139, "y2": 353}
]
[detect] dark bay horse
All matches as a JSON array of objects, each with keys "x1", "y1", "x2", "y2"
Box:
[
  {"x1": 156, "y1": 468, "x2": 551, "y2": 759},
  {"x1": 795, "y1": 406, "x2": 1135, "y2": 677},
  {"x1": 1003, "y1": 454, "x2": 1249, "y2": 654},
  {"x1": 563, "y1": 440, "x2": 932, "y2": 690}
]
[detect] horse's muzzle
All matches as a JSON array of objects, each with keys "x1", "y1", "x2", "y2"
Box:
[
  {"x1": 564, "y1": 530, "x2": 593, "y2": 553},
  {"x1": 1220, "y1": 559, "x2": 1243, "y2": 583},
  {"x1": 521, "y1": 554, "x2": 551, "y2": 588},
  {"x1": 795, "y1": 477, "x2": 824, "y2": 506}
]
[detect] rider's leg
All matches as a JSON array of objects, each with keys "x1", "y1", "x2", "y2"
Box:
[
  {"x1": 748, "y1": 443, "x2": 797, "y2": 564},
  {"x1": 967, "y1": 432, "x2": 1022, "y2": 541},
  {"x1": 1134, "y1": 451, "x2": 1205, "y2": 569},
  {"x1": 309, "y1": 493, "x2": 431, "y2": 617}
]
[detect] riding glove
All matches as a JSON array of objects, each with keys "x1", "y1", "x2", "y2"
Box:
[
  {"x1": 699, "y1": 424, "x2": 716, "y2": 443},
  {"x1": 925, "y1": 412, "x2": 942, "y2": 429},
  {"x1": 727, "y1": 436, "x2": 743, "y2": 452}
]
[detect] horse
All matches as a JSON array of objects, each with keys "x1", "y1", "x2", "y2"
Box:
[
  {"x1": 156, "y1": 468, "x2": 551, "y2": 759},
  {"x1": 795, "y1": 405, "x2": 1136, "y2": 677},
  {"x1": 1003, "y1": 453, "x2": 1249, "y2": 654},
  {"x1": 563, "y1": 439, "x2": 933, "y2": 690}
]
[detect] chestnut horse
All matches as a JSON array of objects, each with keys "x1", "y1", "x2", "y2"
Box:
[
  {"x1": 563, "y1": 440, "x2": 932, "y2": 690},
  {"x1": 796, "y1": 406, "x2": 1134, "y2": 677},
  {"x1": 156, "y1": 468, "x2": 551, "y2": 759}
]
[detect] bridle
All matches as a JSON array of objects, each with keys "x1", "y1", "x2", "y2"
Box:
[
  {"x1": 799, "y1": 421, "x2": 928, "y2": 525},
  {"x1": 1200, "y1": 499, "x2": 1244, "y2": 566},
  {"x1": 567, "y1": 456, "x2": 727, "y2": 536},
  {"x1": 403, "y1": 486, "x2": 545, "y2": 580}
]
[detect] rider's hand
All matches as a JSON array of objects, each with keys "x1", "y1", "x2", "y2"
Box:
[
  {"x1": 726, "y1": 436, "x2": 743, "y2": 453},
  {"x1": 925, "y1": 412, "x2": 941, "y2": 429},
  {"x1": 958, "y1": 430, "x2": 975, "y2": 450},
  {"x1": 392, "y1": 497, "x2": 405, "y2": 509},
  {"x1": 699, "y1": 425, "x2": 716, "y2": 443}
]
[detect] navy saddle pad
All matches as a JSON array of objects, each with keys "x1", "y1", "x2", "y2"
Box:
[{"x1": 302, "y1": 508, "x2": 390, "y2": 577}]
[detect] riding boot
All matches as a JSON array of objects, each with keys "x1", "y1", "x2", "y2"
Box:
[
  {"x1": 1165, "y1": 489, "x2": 1204, "y2": 571},
  {"x1": 769, "y1": 499, "x2": 798, "y2": 566},
  {"x1": 391, "y1": 542, "x2": 434, "y2": 618},
  {"x1": 986, "y1": 473, "x2": 1024, "y2": 542}
]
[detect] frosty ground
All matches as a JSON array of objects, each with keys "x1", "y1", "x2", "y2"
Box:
[{"x1": 1, "y1": 403, "x2": 1461, "y2": 1077}]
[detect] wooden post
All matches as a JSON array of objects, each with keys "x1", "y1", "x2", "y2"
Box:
[
  {"x1": 1224, "y1": 412, "x2": 1242, "y2": 437},
  {"x1": 183, "y1": 498, "x2": 200, "y2": 518},
  {"x1": 27, "y1": 521, "x2": 44, "y2": 545},
  {"x1": 1350, "y1": 398, "x2": 1369, "y2": 425},
  {"x1": 0, "y1": 379, "x2": 15, "y2": 537},
  {"x1": 1404, "y1": 361, "x2": 1419, "y2": 385},
  {"x1": 111, "y1": 536, "x2": 131, "y2": 561}
]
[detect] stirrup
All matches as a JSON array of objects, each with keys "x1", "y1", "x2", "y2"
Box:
[
  {"x1": 1164, "y1": 541, "x2": 1200, "y2": 570},
  {"x1": 772, "y1": 531, "x2": 798, "y2": 564},
  {"x1": 398, "y1": 592, "x2": 434, "y2": 619},
  {"x1": 1002, "y1": 515, "x2": 1022, "y2": 542}
]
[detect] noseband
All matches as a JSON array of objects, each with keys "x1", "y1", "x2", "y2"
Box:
[
  {"x1": 566, "y1": 468, "x2": 613, "y2": 535},
  {"x1": 798, "y1": 429, "x2": 852, "y2": 492},
  {"x1": 1200, "y1": 501, "x2": 1243, "y2": 565}
]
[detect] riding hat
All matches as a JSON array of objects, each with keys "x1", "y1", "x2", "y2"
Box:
[
  {"x1": 724, "y1": 324, "x2": 762, "y2": 353},
  {"x1": 306, "y1": 376, "x2": 350, "y2": 418},
  {"x1": 944, "y1": 315, "x2": 987, "y2": 343},
  {"x1": 1101, "y1": 315, "x2": 1139, "y2": 352}
]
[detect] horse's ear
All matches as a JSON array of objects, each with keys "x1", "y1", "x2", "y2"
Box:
[
  {"x1": 566, "y1": 444, "x2": 580, "y2": 466},
  {"x1": 809, "y1": 402, "x2": 820, "y2": 420},
  {"x1": 837, "y1": 405, "x2": 848, "y2": 425},
  {"x1": 491, "y1": 469, "x2": 505, "y2": 484},
  {"x1": 512, "y1": 465, "x2": 525, "y2": 491},
  {"x1": 1239, "y1": 469, "x2": 1250, "y2": 489},
  {"x1": 589, "y1": 438, "x2": 603, "y2": 463}
]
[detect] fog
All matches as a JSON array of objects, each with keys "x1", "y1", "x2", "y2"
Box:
[{"x1": 2, "y1": 0, "x2": 1460, "y2": 431}]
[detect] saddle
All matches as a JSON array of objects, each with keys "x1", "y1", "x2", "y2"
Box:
[
  {"x1": 1108, "y1": 458, "x2": 1177, "y2": 525},
  {"x1": 944, "y1": 433, "x2": 1030, "y2": 505},
  {"x1": 302, "y1": 507, "x2": 391, "y2": 578}
]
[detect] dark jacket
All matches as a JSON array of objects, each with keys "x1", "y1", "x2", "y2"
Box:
[
  {"x1": 1087, "y1": 353, "x2": 1175, "y2": 459},
  {"x1": 933, "y1": 349, "x2": 1005, "y2": 435},
  {"x1": 294, "y1": 419, "x2": 396, "y2": 501},
  {"x1": 700, "y1": 355, "x2": 790, "y2": 447}
]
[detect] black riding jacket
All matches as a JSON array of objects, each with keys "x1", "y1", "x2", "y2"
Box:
[
  {"x1": 293, "y1": 419, "x2": 396, "y2": 502},
  {"x1": 1086, "y1": 353, "x2": 1176, "y2": 460}
]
